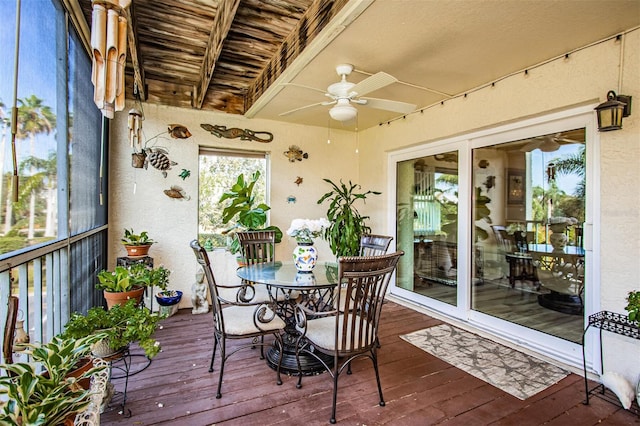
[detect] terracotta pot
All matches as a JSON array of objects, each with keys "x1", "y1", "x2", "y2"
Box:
[
  {"x1": 124, "y1": 244, "x2": 151, "y2": 257},
  {"x1": 103, "y1": 286, "x2": 145, "y2": 309},
  {"x1": 67, "y1": 357, "x2": 94, "y2": 391}
]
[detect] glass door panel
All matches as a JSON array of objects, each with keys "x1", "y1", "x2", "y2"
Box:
[
  {"x1": 396, "y1": 151, "x2": 459, "y2": 306},
  {"x1": 471, "y1": 128, "x2": 586, "y2": 343}
]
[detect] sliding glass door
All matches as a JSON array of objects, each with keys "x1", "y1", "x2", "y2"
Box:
[
  {"x1": 390, "y1": 108, "x2": 596, "y2": 363},
  {"x1": 396, "y1": 151, "x2": 460, "y2": 307},
  {"x1": 471, "y1": 128, "x2": 586, "y2": 343}
]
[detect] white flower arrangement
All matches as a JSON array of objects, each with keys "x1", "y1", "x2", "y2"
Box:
[{"x1": 287, "y1": 218, "x2": 331, "y2": 244}]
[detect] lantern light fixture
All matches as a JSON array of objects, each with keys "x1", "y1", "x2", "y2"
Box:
[{"x1": 594, "y1": 90, "x2": 632, "y2": 131}]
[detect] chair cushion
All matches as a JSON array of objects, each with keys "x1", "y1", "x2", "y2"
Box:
[
  {"x1": 222, "y1": 305, "x2": 285, "y2": 335},
  {"x1": 305, "y1": 315, "x2": 374, "y2": 351}
]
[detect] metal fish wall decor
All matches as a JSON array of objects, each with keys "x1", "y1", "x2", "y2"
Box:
[
  {"x1": 168, "y1": 124, "x2": 192, "y2": 139},
  {"x1": 284, "y1": 145, "x2": 308, "y2": 162},
  {"x1": 200, "y1": 124, "x2": 273, "y2": 143},
  {"x1": 164, "y1": 185, "x2": 190, "y2": 200}
]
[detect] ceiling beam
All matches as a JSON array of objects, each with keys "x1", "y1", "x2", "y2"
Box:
[
  {"x1": 124, "y1": 1, "x2": 145, "y2": 101},
  {"x1": 194, "y1": 0, "x2": 241, "y2": 109},
  {"x1": 245, "y1": 0, "x2": 374, "y2": 117}
]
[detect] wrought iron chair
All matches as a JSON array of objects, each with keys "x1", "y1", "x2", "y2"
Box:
[
  {"x1": 231, "y1": 231, "x2": 278, "y2": 304},
  {"x1": 294, "y1": 251, "x2": 404, "y2": 424},
  {"x1": 358, "y1": 234, "x2": 393, "y2": 256},
  {"x1": 190, "y1": 240, "x2": 285, "y2": 398}
]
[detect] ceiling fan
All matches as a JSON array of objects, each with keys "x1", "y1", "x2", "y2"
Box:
[
  {"x1": 280, "y1": 64, "x2": 417, "y2": 122},
  {"x1": 519, "y1": 133, "x2": 579, "y2": 152}
]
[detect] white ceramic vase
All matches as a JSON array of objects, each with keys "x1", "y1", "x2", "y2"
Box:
[{"x1": 293, "y1": 242, "x2": 318, "y2": 272}]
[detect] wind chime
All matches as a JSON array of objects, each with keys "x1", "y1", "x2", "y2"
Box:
[{"x1": 90, "y1": 0, "x2": 131, "y2": 118}]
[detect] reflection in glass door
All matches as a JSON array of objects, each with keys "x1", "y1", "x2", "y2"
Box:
[
  {"x1": 471, "y1": 129, "x2": 586, "y2": 343},
  {"x1": 396, "y1": 151, "x2": 459, "y2": 306}
]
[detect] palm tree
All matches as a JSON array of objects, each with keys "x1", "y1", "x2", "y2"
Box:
[
  {"x1": 14, "y1": 95, "x2": 56, "y2": 240},
  {"x1": 551, "y1": 145, "x2": 585, "y2": 199}
]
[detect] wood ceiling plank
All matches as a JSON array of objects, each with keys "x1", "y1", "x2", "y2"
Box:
[
  {"x1": 124, "y1": 1, "x2": 146, "y2": 100},
  {"x1": 245, "y1": 0, "x2": 349, "y2": 110},
  {"x1": 194, "y1": 0, "x2": 242, "y2": 109}
]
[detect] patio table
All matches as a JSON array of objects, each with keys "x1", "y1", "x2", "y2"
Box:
[{"x1": 236, "y1": 261, "x2": 339, "y2": 375}]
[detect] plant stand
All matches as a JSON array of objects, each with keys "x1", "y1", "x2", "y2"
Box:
[{"x1": 582, "y1": 311, "x2": 640, "y2": 415}]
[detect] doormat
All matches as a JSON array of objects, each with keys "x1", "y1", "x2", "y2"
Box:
[{"x1": 400, "y1": 324, "x2": 569, "y2": 400}]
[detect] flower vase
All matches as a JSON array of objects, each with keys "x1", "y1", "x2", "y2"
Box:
[{"x1": 293, "y1": 242, "x2": 318, "y2": 272}]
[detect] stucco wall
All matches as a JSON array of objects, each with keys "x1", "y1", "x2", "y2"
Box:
[
  {"x1": 109, "y1": 106, "x2": 358, "y2": 309},
  {"x1": 358, "y1": 31, "x2": 640, "y2": 377}
]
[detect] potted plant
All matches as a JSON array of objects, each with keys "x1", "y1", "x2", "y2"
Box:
[
  {"x1": 317, "y1": 178, "x2": 380, "y2": 257},
  {"x1": 625, "y1": 290, "x2": 640, "y2": 323},
  {"x1": 0, "y1": 334, "x2": 107, "y2": 425},
  {"x1": 61, "y1": 299, "x2": 163, "y2": 359},
  {"x1": 219, "y1": 170, "x2": 282, "y2": 255},
  {"x1": 96, "y1": 264, "x2": 170, "y2": 309},
  {"x1": 121, "y1": 228, "x2": 155, "y2": 256}
]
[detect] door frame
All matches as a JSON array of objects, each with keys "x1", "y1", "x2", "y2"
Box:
[{"x1": 387, "y1": 104, "x2": 600, "y2": 368}]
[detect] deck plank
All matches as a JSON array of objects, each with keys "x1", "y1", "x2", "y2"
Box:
[{"x1": 100, "y1": 302, "x2": 638, "y2": 425}]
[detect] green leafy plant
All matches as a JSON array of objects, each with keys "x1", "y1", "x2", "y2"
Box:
[
  {"x1": 0, "y1": 334, "x2": 107, "y2": 425},
  {"x1": 61, "y1": 299, "x2": 163, "y2": 359},
  {"x1": 317, "y1": 179, "x2": 380, "y2": 257},
  {"x1": 96, "y1": 264, "x2": 170, "y2": 292},
  {"x1": 625, "y1": 290, "x2": 640, "y2": 322},
  {"x1": 121, "y1": 228, "x2": 155, "y2": 246},
  {"x1": 219, "y1": 170, "x2": 282, "y2": 253}
]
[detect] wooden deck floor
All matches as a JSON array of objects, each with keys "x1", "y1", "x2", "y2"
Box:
[{"x1": 100, "y1": 301, "x2": 638, "y2": 425}]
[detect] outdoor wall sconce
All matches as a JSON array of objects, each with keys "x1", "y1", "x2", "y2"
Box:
[{"x1": 594, "y1": 90, "x2": 632, "y2": 131}]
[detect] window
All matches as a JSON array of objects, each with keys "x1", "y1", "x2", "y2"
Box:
[
  {"x1": 0, "y1": 0, "x2": 106, "y2": 257},
  {"x1": 198, "y1": 149, "x2": 268, "y2": 247}
]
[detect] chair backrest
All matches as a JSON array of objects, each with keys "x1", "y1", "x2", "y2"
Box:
[
  {"x1": 236, "y1": 231, "x2": 276, "y2": 265},
  {"x1": 2, "y1": 296, "x2": 18, "y2": 365},
  {"x1": 335, "y1": 251, "x2": 403, "y2": 354},
  {"x1": 491, "y1": 225, "x2": 516, "y2": 254},
  {"x1": 190, "y1": 240, "x2": 225, "y2": 334},
  {"x1": 359, "y1": 234, "x2": 393, "y2": 257}
]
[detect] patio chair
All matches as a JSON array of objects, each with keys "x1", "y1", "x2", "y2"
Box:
[
  {"x1": 294, "y1": 251, "x2": 404, "y2": 424},
  {"x1": 231, "y1": 231, "x2": 277, "y2": 304},
  {"x1": 190, "y1": 240, "x2": 285, "y2": 398},
  {"x1": 358, "y1": 234, "x2": 393, "y2": 256}
]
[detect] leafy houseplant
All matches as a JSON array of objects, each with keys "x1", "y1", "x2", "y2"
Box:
[
  {"x1": 317, "y1": 179, "x2": 380, "y2": 257},
  {"x1": 61, "y1": 299, "x2": 163, "y2": 359},
  {"x1": 625, "y1": 290, "x2": 640, "y2": 322},
  {"x1": 219, "y1": 170, "x2": 283, "y2": 254},
  {"x1": 121, "y1": 228, "x2": 155, "y2": 256},
  {"x1": 0, "y1": 334, "x2": 107, "y2": 425},
  {"x1": 96, "y1": 264, "x2": 171, "y2": 308}
]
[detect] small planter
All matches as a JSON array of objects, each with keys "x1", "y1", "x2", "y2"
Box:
[
  {"x1": 131, "y1": 152, "x2": 146, "y2": 168},
  {"x1": 156, "y1": 290, "x2": 182, "y2": 317},
  {"x1": 103, "y1": 286, "x2": 145, "y2": 309},
  {"x1": 124, "y1": 244, "x2": 152, "y2": 257}
]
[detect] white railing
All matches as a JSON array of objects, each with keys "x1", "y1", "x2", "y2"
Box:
[{"x1": 0, "y1": 226, "x2": 108, "y2": 364}]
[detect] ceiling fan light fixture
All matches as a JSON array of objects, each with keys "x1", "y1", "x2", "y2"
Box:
[{"x1": 329, "y1": 103, "x2": 357, "y2": 121}]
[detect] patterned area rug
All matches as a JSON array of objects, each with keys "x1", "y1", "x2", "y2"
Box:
[{"x1": 400, "y1": 324, "x2": 569, "y2": 400}]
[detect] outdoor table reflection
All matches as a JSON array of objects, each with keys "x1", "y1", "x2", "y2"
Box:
[
  {"x1": 236, "y1": 261, "x2": 339, "y2": 375},
  {"x1": 528, "y1": 244, "x2": 585, "y2": 315}
]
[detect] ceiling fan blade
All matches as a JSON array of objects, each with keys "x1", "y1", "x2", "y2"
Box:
[
  {"x1": 362, "y1": 97, "x2": 416, "y2": 114},
  {"x1": 281, "y1": 82, "x2": 327, "y2": 94},
  {"x1": 350, "y1": 72, "x2": 397, "y2": 97},
  {"x1": 279, "y1": 101, "x2": 334, "y2": 117}
]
